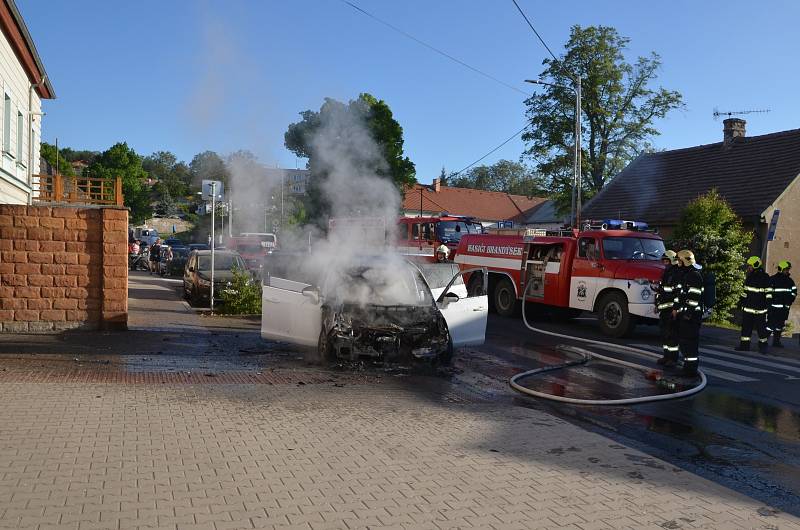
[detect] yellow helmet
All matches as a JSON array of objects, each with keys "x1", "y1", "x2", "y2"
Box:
[
  {"x1": 661, "y1": 250, "x2": 678, "y2": 265},
  {"x1": 677, "y1": 250, "x2": 696, "y2": 267},
  {"x1": 746, "y1": 256, "x2": 762, "y2": 268},
  {"x1": 778, "y1": 260, "x2": 792, "y2": 272}
]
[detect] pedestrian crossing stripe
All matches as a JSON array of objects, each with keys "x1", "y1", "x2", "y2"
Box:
[{"x1": 628, "y1": 343, "x2": 800, "y2": 382}]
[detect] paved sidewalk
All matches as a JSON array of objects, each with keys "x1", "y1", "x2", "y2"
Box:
[{"x1": 0, "y1": 379, "x2": 798, "y2": 530}]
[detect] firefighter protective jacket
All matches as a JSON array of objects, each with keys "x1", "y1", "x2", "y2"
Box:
[
  {"x1": 770, "y1": 273, "x2": 797, "y2": 311},
  {"x1": 655, "y1": 265, "x2": 680, "y2": 312},
  {"x1": 741, "y1": 269, "x2": 773, "y2": 314},
  {"x1": 676, "y1": 267, "x2": 704, "y2": 320}
]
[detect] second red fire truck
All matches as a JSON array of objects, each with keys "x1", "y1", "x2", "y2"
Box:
[{"x1": 453, "y1": 221, "x2": 666, "y2": 337}]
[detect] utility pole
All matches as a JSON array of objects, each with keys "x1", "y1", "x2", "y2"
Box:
[
  {"x1": 210, "y1": 181, "x2": 216, "y2": 313},
  {"x1": 575, "y1": 76, "x2": 582, "y2": 230}
]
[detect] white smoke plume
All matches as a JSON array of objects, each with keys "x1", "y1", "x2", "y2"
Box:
[{"x1": 281, "y1": 103, "x2": 417, "y2": 307}]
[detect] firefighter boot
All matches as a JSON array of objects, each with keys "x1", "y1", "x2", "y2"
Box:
[
  {"x1": 773, "y1": 335, "x2": 784, "y2": 348},
  {"x1": 735, "y1": 341, "x2": 750, "y2": 352},
  {"x1": 758, "y1": 341, "x2": 769, "y2": 355}
]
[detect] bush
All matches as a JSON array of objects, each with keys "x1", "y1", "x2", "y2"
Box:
[
  {"x1": 218, "y1": 268, "x2": 262, "y2": 315},
  {"x1": 669, "y1": 189, "x2": 752, "y2": 323}
]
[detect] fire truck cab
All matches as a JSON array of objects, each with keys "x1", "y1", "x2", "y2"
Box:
[
  {"x1": 397, "y1": 215, "x2": 484, "y2": 262},
  {"x1": 455, "y1": 221, "x2": 666, "y2": 337}
]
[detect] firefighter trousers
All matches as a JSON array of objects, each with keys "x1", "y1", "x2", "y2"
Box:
[
  {"x1": 740, "y1": 312, "x2": 769, "y2": 350},
  {"x1": 658, "y1": 311, "x2": 679, "y2": 361},
  {"x1": 678, "y1": 317, "x2": 701, "y2": 376},
  {"x1": 767, "y1": 308, "x2": 789, "y2": 337}
]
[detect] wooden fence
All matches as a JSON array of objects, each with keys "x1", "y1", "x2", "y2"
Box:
[{"x1": 34, "y1": 173, "x2": 124, "y2": 206}]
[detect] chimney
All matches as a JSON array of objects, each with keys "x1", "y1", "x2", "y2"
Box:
[
  {"x1": 723, "y1": 118, "x2": 746, "y2": 145},
  {"x1": 432, "y1": 178, "x2": 441, "y2": 192}
]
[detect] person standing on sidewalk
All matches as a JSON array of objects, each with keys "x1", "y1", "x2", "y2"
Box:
[
  {"x1": 674, "y1": 250, "x2": 703, "y2": 376},
  {"x1": 737, "y1": 256, "x2": 773, "y2": 353},
  {"x1": 656, "y1": 250, "x2": 681, "y2": 367},
  {"x1": 768, "y1": 261, "x2": 796, "y2": 348}
]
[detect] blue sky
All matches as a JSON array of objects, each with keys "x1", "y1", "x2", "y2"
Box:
[{"x1": 19, "y1": 0, "x2": 800, "y2": 184}]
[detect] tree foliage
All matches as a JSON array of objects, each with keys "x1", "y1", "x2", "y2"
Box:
[
  {"x1": 144, "y1": 151, "x2": 192, "y2": 198},
  {"x1": 284, "y1": 93, "x2": 416, "y2": 223},
  {"x1": 523, "y1": 25, "x2": 683, "y2": 212},
  {"x1": 670, "y1": 190, "x2": 752, "y2": 323},
  {"x1": 189, "y1": 150, "x2": 228, "y2": 190},
  {"x1": 448, "y1": 160, "x2": 546, "y2": 197},
  {"x1": 85, "y1": 142, "x2": 151, "y2": 224},
  {"x1": 40, "y1": 142, "x2": 74, "y2": 176}
]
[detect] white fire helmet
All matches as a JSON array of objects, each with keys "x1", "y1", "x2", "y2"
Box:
[{"x1": 436, "y1": 244, "x2": 450, "y2": 258}]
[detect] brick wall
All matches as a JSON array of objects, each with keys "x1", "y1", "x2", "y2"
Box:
[{"x1": 0, "y1": 204, "x2": 128, "y2": 332}]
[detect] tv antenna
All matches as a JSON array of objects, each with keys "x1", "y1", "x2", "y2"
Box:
[{"x1": 713, "y1": 108, "x2": 771, "y2": 120}]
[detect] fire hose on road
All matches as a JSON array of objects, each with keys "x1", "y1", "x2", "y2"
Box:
[{"x1": 510, "y1": 278, "x2": 707, "y2": 405}]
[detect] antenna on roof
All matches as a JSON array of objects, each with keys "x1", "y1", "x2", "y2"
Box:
[{"x1": 712, "y1": 108, "x2": 771, "y2": 120}]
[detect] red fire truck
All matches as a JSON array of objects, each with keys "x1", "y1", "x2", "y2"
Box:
[
  {"x1": 396, "y1": 215, "x2": 484, "y2": 262},
  {"x1": 454, "y1": 221, "x2": 666, "y2": 337}
]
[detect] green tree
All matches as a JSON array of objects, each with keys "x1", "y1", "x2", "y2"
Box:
[
  {"x1": 437, "y1": 166, "x2": 448, "y2": 186},
  {"x1": 40, "y1": 142, "x2": 74, "y2": 176},
  {"x1": 144, "y1": 151, "x2": 189, "y2": 199},
  {"x1": 449, "y1": 160, "x2": 546, "y2": 197},
  {"x1": 85, "y1": 142, "x2": 151, "y2": 224},
  {"x1": 284, "y1": 93, "x2": 416, "y2": 223},
  {"x1": 154, "y1": 187, "x2": 177, "y2": 217},
  {"x1": 58, "y1": 147, "x2": 99, "y2": 164},
  {"x1": 670, "y1": 190, "x2": 752, "y2": 323},
  {"x1": 523, "y1": 25, "x2": 683, "y2": 211},
  {"x1": 189, "y1": 150, "x2": 228, "y2": 191}
]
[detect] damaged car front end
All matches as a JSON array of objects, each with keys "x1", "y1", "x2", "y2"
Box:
[
  {"x1": 260, "y1": 257, "x2": 487, "y2": 365},
  {"x1": 323, "y1": 302, "x2": 450, "y2": 362}
]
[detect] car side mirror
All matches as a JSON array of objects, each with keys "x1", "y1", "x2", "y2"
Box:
[
  {"x1": 443, "y1": 292, "x2": 460, "y2": 303},
  {"x1": 302, "y1": 286, "x2": 320, "y2": 304}
]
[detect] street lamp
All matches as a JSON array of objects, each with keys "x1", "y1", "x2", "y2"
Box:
[{"x1": 525, "y1": 77, "x2": 582, "y2": 229}]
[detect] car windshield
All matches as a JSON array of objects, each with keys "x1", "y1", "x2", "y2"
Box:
[
  {"x1": 236, "y1": 244, "x2": 264, "y2": 254},
  {"x1": 602, "y1": 237, "x2": 665, "y2": 260},
  {"x1": 436, "y1": 221, "x2": 482, "y2": 242},
  {"x1": 172, "y1": 248, "x2": 189, "y2": 258},
  {"x1": 325, "y1": 265, "x2": 434, "y2": 306},
  {"x1": 198, "y1": 254, "x2": 244, "y2": 271}
]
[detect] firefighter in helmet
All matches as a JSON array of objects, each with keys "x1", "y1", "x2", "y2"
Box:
[
  {"x1": 655, "y1": 250, "x2": 681, "y2": 367},
  {"x1": 768, "y1": 260, "x2": 796, "y2": 348},
  {"x1": 435, "y1": 244, "x2": 450, "y2": 263},
  {"x1": 674, "y1": 250, "x2": 703, "y2": 376},
  {"x1": 737, "y1": 256, "x2": 773, "y2": 353}
]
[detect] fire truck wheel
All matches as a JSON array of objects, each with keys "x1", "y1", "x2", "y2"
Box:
[
  {"x1": 597, "y1": 292, "x2": 634, "y2": 337},
  {"x1": 494, "y1": 277, "x2": 520, "y2": 317},
  {"x1": 467, "y1": 273, "x2": 484, "y2": 297}
]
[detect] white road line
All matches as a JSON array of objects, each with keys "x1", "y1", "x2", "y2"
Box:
[
  {"x1": 694, "y1": 367, "x2": 758, "y2": 383},
  {"x1": 694, "y1": 355, "x2": 792, "y2": 378},
  {"x1": 699, "y1": 347, "x2": 800, "y2": 376},
  {"x1": 701, "y1": 344, "x2": 800, "y2": 367}
]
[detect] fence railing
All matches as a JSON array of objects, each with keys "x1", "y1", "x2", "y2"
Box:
[{"x1": 34, "y1": 173, "x2": 124, "y2": 206}]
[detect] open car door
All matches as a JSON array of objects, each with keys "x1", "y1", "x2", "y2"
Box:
[
  {"x1": 436, "y1": 267, "x2": 488, "y2": 347},
  {"x1": 261, "y1": 276, "x2": 322, "y2": 347}
]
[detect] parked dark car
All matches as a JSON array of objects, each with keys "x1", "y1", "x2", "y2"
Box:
[
  {"x1": 165, "y1": 246, "x2": 190, "y2": 276},
  {"x1": 163, "y1": 237, "x2": 183, "y2": 247},
  {"x1": 188, "y1": 243, "x2": 209, "y2": 252},
  {"x1": 183, "y1": 250, "x2": 246, "y2": 306}
]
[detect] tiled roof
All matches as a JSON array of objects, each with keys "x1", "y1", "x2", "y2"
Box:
[
  {"x1": 402, "y1": 184, "x2": 547, "y2": 222},
  {"x1": 582, "y1": 129, "x2": 800, "y2": 225}
]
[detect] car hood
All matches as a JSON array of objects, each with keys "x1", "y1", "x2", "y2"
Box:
[
  {"x1": 197, "y1": 270, "x2": 236, "y2": 283},
  {"x1": 609, "y1": 261, "x2": 664, "y2": 283}
]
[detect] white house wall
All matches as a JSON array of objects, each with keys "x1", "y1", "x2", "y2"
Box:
[{"x1": 0, "y1": 24, "x2": 43, "y2": 204}]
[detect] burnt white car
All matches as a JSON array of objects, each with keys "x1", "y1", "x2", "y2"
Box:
[{"x1": 260, "y1": 257, "x2": 487, "y2": 364}]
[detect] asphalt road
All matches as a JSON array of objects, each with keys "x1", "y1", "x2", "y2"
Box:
[{"x1": 471, "y1": 311, "x2": 800, "y2": 516}]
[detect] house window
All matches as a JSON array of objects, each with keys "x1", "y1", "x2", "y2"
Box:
[
  {"x1": 3, "y1": 94, "x2": 10, "y2": 153},
  {"x1": 16, "y1": 111, "x2": 23, "y2": 161}
]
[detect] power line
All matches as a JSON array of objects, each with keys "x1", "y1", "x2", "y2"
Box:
[
  {"x1": 511, "y1": 0, "x2": 559, "y2": 62},
  {"x1": 340, "y1": 0, "x2": 529, "y2": 97},
  {"x1": 450, "y1": 125, "x2": 528, "y2": 177}
]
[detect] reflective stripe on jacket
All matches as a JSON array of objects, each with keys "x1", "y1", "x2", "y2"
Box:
[
  {"x1": 741, "y1": 269, "x2": 772, "y2": 312},
  {"x1": 770, "y1": 273, "x2": 797, "y2": 310}
]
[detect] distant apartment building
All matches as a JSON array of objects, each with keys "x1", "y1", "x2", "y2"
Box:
[
  {"x1": 0, "y1": 0, "x2": 55, "y2": 204},
  {"x1": 263, "y1": 168, "x2": 311, "y2": 195}
]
